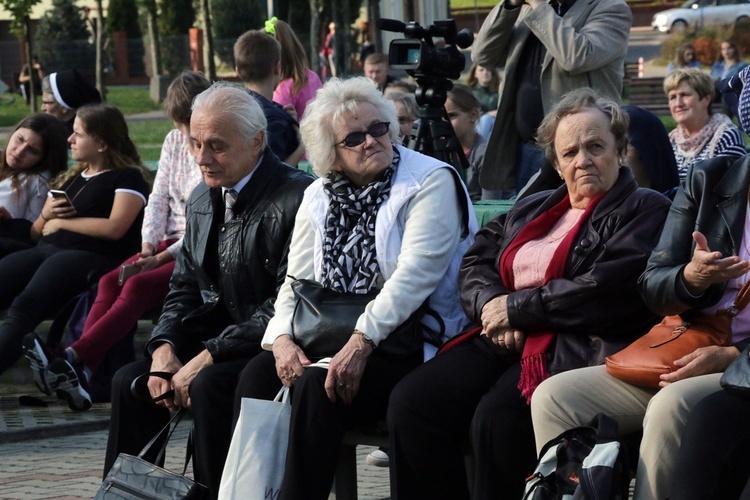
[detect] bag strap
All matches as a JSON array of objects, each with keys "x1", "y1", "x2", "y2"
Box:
[
  {"x1": 182, "y1": 428, "x2": 195, "y2": 476},
  {"x1": 422, "y1": 306, "x2": 447, "y2": 348},
  {"x1": 732, "y1": 279, "x2": 750, "y2": 313},
  {"x1": 138, "y1": 407, "x2": 186, "y2": 461},
  {"x1": 534, "y1": 412, "x2": 619, "y2": 459},
  {"x1": 130, "y1": 371, "x2": 175, "y2": 403}
]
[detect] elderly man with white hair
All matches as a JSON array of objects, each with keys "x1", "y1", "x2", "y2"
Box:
[{"x1": 102, "y1": 82, "x2": 313, "y2": 499}]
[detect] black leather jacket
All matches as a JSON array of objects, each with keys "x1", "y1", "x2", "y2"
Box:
[
  {"x1": 148, "y1": 149, "x2": 313, "y2": 362},
  {"x1": 459, "y1": 168, "x2": 671, "y2": 373},
  {"x1": 641, "y1": 154, "x2": 750, "y2": 319}
]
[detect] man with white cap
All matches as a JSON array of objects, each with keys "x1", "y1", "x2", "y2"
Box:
[{"x1": 41, "y1": 69, "x2": 102, "y2": 133}]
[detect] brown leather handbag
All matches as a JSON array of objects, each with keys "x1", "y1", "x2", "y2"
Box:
[{"x1": 605, "y1": 280, "x2": 750, "y2": 389}]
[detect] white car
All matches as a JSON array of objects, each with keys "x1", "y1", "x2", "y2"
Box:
[{"x1": 651, "y1": 0, "x2": 750, "y2": 33}]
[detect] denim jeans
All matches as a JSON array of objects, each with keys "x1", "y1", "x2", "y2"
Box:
[{"x1": 515, "y1": 141, "x2": 546, "y2": 194}]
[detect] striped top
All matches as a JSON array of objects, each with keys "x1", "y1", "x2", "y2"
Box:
[{"x1": 673, "y1": 126, "x2": 746, "y2": 179}]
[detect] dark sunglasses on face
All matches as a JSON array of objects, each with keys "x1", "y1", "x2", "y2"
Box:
[{"x1": 338, "y1": 122, "x2": 390, "y2": 147}]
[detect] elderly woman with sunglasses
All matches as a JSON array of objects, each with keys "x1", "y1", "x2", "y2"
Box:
[{"x1": 232, "y1": 77, "x2": 477, "y2": 499}]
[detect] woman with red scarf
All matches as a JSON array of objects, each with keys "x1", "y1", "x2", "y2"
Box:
[{"x1": 387, "y1": 88, "x2": 672, "y2": 499}]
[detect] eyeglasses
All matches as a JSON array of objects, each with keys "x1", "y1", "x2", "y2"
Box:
[{"x1": 338, "y1": 122, "x2": 390, "y2": 147}]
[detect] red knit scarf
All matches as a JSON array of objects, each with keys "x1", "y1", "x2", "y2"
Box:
[{"x1": 501, "y1": 194, "x2": 603, "y2": 403}]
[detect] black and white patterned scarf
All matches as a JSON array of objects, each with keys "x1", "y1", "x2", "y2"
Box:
[{"x1": 321, "y1": 149, "x2": 400, "y2": 293}]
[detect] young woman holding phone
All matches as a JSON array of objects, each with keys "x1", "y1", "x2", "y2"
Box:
[{"x1": 0, "y1": 104, "x2": 150, "y2": 411}]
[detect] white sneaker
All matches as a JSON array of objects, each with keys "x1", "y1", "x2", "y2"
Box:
[{"x1": 366, "y1": 448, "x2": 390, "y2": 467}]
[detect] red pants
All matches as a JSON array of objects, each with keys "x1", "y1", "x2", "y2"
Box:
[{"x1": 71, "y1": 240, "x2": 177, "y2": 371}]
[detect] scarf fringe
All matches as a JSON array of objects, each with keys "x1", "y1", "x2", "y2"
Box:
[{"x1": 518, "y1": 352, "x2": 550, "y2": 404}]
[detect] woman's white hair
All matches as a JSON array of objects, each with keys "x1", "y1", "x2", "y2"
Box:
[
  {"x1": 192, "y1": 81, "x2": 267, "y2": 148},
  {"x1": 301, "y1": 77, "x2": 399, "y2": 177}
]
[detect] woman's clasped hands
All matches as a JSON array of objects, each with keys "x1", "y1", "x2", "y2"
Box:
[{"x1": 481, "y1": 295, "x2": 526, "y2": 352}]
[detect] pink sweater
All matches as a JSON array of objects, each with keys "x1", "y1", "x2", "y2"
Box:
[{"x1": 273, "y1": 68, "x2": 323, "y2": 121}]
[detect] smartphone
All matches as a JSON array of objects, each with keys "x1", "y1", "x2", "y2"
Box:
[
  {"x1": 49, "y1": 189, "x2": 72, "y2": 206},
  {"x1": 118, "y1": 264, "x2": 141, "y2": 286}
]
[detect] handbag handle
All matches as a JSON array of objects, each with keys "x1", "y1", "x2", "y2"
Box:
[
  {"x1": 137, "y1": 407, "x2": 186, "y2": 461},
  {"x1": 139, "y1": 407, "x2": 196, "y2": 477},
  {"x1": 732, "y1": 279, "x2": 750, "y2": 314},
  {"x1": 130, "y1": 371, "x2": 175, "y2": 403}
]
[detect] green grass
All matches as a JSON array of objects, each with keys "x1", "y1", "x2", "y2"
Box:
[
  {"x1": 128, "y1": 120, "x2": 173, "y2": 162},
  {"x1": 451, "y1": 0, "x2": 496, "y2": 9},
  {"x1": 0, "y1": 85, "x2": 162, "y2": 127},
  {"x1": 106, "y1": 86, "x2": 162, "y2": 115},
  {"x1": 0, "y1": 95, "x2": 40, "y2": 127},
  {"x1": 0, "y1": 85, "x2": 169, "y2": 161}
]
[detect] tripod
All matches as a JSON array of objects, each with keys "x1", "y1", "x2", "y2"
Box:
[{"x1": 405, "y1": 78, "x2": 468, "y2": 175}]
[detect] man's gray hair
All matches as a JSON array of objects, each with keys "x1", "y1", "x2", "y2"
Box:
[
  {"x1": 192, "y1": 82, "x2": 267, "y2": 148},
  {"x1": 301, "y1": 77, "x2": 399, "y2": 177}
]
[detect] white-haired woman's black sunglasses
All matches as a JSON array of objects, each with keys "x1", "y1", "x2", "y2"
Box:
[{"x1": 338, "y1": 122, "x2": 390, "y2": 147}]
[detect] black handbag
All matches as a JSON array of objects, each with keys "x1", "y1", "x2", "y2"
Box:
[
  {"x1": 721, "y1": 344, "x2": 750, "y2": 399},
  {"x1": 96, "y1": 376, "x2": 208, "y2": 499},
  {"x1": 290, "y1": 278, "x2": 442, "y2": 359}
]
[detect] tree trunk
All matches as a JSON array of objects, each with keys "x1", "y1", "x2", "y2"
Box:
[
  {"x1": 341, "y1": 0, "x2": 350, "y2": 76},
  {"x1": 95, "y1": 0, "x2": 105, "y2": 100},
  {"x1": 370, "y1": 0, "x2": 382, "y2": 54},
  {"x1": 147, "y1": 1, "x2": 162, "y2": 76},
  {"x1": 23, "y1": 16, "x2": 36, "y2": 112},
  {"x1": 309, "y1": 0, "x2": 320, "y2": 74},
  {"x1": 201, "y1": 0, "x2": 216, "y2": 81},
  {"x1": 332, "y1": 2, "x2": 346, "y2": 77}
]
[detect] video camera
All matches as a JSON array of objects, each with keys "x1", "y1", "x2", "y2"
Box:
[
  {"x1": 374, "y1": 18, "x2": 475, "y2": 175},
  {"x1": 376, "y1": 18, "x2": 473, "y2": 81}
]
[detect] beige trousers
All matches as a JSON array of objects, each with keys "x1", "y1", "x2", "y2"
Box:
[{"x1": 530, "y1": 365, "x2": 723, "y2": 500}]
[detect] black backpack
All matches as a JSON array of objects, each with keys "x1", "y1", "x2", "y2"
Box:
[{"x1": 523, "y1": 413, "x2": 630, "y2": 500}]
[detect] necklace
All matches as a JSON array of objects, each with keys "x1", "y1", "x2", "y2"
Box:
[{"x1": 66, "y1": 168, "x2": 107, "y2": 203}]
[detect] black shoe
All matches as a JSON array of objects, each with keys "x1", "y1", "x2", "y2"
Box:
[
  {"x1": 22, "y1": 333, "x2": 52, "y2": 396},
  {"x1": 46, "y1": 357, "x2": 92, "y2": 412}
]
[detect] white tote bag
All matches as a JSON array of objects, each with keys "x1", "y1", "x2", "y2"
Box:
[{"x1": 218, "y1": 387, "x2": 290, "y2": 500}]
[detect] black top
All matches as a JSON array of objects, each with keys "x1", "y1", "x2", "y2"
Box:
[
  {"x1": 42, "y1": 167, "x2": 150, "y2": 260},
  {"x1": 510, "y1": 0, "x2": 578, "y2": 142},
  {"x1": 245, "y1": 89, "x2": 300, "y2": 162}
]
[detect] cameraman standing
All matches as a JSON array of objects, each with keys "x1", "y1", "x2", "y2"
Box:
[{"x1": 472, "y1": 0, "x2": 631, "y2": 196}]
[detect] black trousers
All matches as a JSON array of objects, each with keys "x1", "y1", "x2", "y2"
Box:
[
  {"x1": 388, "y1": 336, "x2": 537, "y2": 500},
  {"x1": 0, "y1": 243, "x2": 119, "y2": 374},
  {"x1": 235, "y1": 349, "x2": 421, "y2": 500},
  {"x1": 104, "y1": 354, "x2": 259, "y2": 500},
  {"x1": 670, "y1": 389, "x2": 750, "y2": 499}
]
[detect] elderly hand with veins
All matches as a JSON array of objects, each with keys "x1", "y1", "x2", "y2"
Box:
[{"x1": 481, "y1": 295, "x2": 526, "y2": 352}]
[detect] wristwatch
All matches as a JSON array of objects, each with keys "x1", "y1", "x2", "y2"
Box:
[{"x1": 354, "y1": 330, "x2": 376, "y2": 349}]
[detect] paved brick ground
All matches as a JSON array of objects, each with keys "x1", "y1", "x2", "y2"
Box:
[
  {"x1": 0, "y1": 425, "x2": 390, "y2": 499},
  {"x1": 0, "y1": 322, "x2": 390, "y2": 498}
]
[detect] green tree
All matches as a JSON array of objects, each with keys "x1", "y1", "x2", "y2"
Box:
[
  {"x1": 159, "y1": 0, "x2": 195, "y2": 74},
  {"x1": 107, "y1": 0, "x2": 141, "y2": 36},
  {"x1": 34, "y1": 0, "x2": 93, "y2": 74},
  {"x1": 210, "y1": 0, "x2": 264, "y2": 65},
  {"x1": 160, "y1": 0, "x2": 194, "y2": 35},
  {"x1": 0, "y1": 0, "x2": 41, "y2": 111},
  {"x1": 107, "y1": 0, "x2": 146, "y2": 76}
]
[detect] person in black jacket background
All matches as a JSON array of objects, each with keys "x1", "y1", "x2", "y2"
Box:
[{"x1": 102, "y1": 83, "x2": 313, "y2": 499}]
